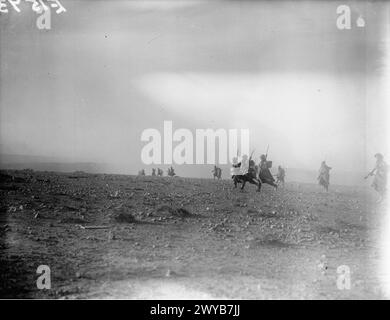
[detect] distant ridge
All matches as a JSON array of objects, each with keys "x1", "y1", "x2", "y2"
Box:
[{"x1": 0, "y1": 154, "x2": 107, "y2": 173}]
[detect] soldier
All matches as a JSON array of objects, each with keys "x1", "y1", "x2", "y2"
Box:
[
  {"x1": 318, "y1": 161, "x2": 331, "y2": 191},
  {"x1": 365, "y1": 153, "x2": 388, "y2": 202},
  {"x1": 212, "y1": 165, "x2": 218, "y2": 179},
  {"x1": 217, "y1": 167, "x2": 222, "y2": 180},
  {"x1": 138, "y1": 169, "x2": 145, "y2": 176},
  {"x1": 231, "y1": 157, "x2": 241, "y2": 178},
  {"x1": 157, "y1": 168, "x2": 163, "y2": 176},
  {"x1": 231, "y1": 154, "x2": 261, "y2": 191},
  {"x1": 152, "y1": 168, "x2": 156, "y2": 176},
  {"x1": 167, "y1": 166, "x2": 176, "y2": 177},
  {"x1": 212, "y1": 166, "x2": 222, "y2": 180},
  {"x1": 276, "y1": 165, "x2": 286, "y2": 187},
  {"x1": 259, "y1": 154, "x2": 277, "y2": 189},
  {"x1": 234, "y1": 154, "x2": 250, "y2": 176},
  {"x1": 248, "y1": 159, "x2": 257, "y2": 178}
]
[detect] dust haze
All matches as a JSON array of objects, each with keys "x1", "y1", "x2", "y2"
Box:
[{"x1": 1, "y1": 0, "x2": 388, "y2": 182}]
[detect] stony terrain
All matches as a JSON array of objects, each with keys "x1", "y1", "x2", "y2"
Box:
[{"x1": 0, "y1": 170, "x2": 387, "y2": 299}]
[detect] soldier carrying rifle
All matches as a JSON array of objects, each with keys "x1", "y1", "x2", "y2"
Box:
[
  {"x1": 258, "y1": 145, "x2": 278, "y2": 189},
  {"x1": 365, "y1": 153, "x2": 388, "y2": 202}
]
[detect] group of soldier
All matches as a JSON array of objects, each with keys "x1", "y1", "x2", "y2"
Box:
[
  {"x1": 229, "y1": 153, "x2": 285, "y2": 191},
  {"x1": 229, "y1": 151, "x2": 387, "y2": 201},
  {"x1": 137, "y1": 152, "x2": 387, "y2": 201},
  {"x1": 316, "y1": 153, "x2": 388, "y2": 201},
  {"x1": 138, "y1": 167, "x2": 176, "y2": 177}
]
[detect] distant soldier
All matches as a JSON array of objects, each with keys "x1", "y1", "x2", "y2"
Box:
[
  {"x1": 259, "y1": 154, "x2": 277, "y2": 189},
  {"x1": 138, "y1": 169, "x2": 145, "y2": 176},
  {"x1": 365, "y1": 153, "x2": 388, "y2": 202},
  {"x1": 212, "y1": 165, "x2": 218, "y2": 179},
  {"x1": 212, "y1": 165, "x2": 222, "y2": 180},
  {"x1": 167, "y1": 166, "x2": 176, "y2": 177},
  {"x1": 157, "y1": 168, "x2": 164, "y2": 176},
  {"x1": 318, "y1": 161, "x2": 331, "y2": 191},
  {"x1": 218, "y1": 167, "x2": 222, "y2": 179},
  {"x1": 152, "y1": 168, "x2": 156, "y2": 176},
  {"x1": 276, "y1": 165, "x2": 286, "y2": 187}
]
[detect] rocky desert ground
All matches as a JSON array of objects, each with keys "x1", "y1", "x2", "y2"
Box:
[{"x1": 0, "y1": 169, "x2": 388, "y2": 299}]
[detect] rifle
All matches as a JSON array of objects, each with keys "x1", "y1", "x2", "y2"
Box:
[
  {"x1": 364, "y1": 170, "x2": 374, "y2": 180},
  {"x1": 265, "y1": 144, "x2": 269, "y2": 160}
]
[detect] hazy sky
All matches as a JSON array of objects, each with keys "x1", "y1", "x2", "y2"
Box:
[{"x1": 0, "y1": 0, "x2": 389, "y2": 175}]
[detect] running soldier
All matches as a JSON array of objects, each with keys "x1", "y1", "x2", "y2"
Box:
[
  {"x1": 259, "y1": 154, "x2": 277, "y2": 189},
  {"x1": 276, "y1": 165, "x2": 286, "y2": 187},
  {"x1": 318, "y1": 161, "x2": 331, "y2": 191},
  {"x1": 365, "y1": 153, "x2": 388, "y2": 202},
  {"x1": 231, "y1": 154, "x2": 261, "y2": 191},
  {"x1": 212, "y1": 165, "x2": 222, "y2": 180}
]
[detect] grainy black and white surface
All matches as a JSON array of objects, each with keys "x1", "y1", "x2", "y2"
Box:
[{"x1": 0, "y1": 0, "x2": 389, "y2": 299}]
